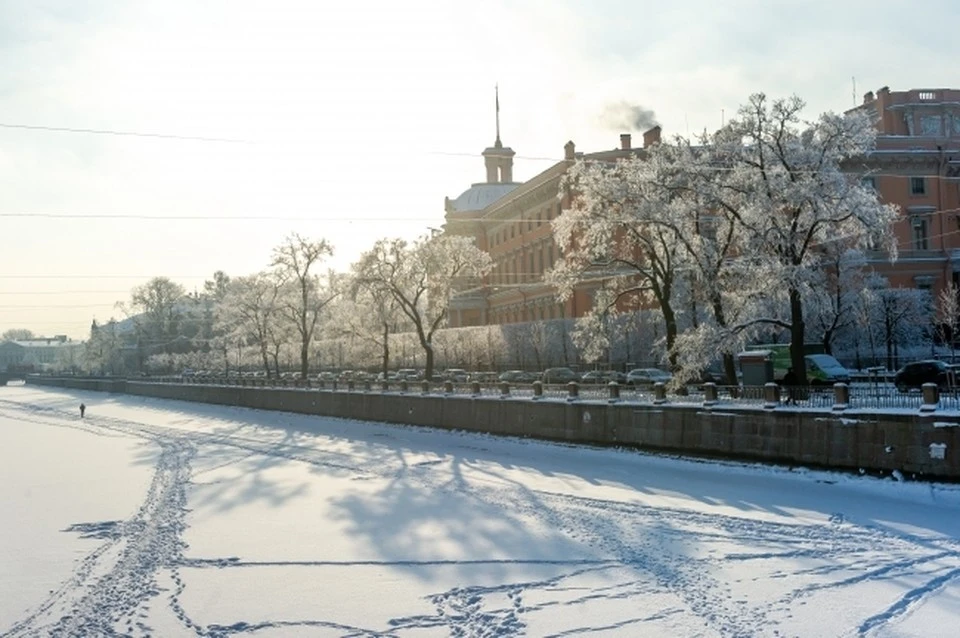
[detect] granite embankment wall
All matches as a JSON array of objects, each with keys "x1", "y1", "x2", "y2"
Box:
[{"x1": 25, "y1": 376, "x2": 960, "y2": 480}]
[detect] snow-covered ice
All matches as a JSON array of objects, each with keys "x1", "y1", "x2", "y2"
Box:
[{"x1": 1, "y1": 383, "x2": 959, "y2": 637}]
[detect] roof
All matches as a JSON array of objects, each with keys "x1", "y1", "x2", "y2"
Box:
[
  {"x1": 448, "y1": 182, "x2": 522, "y2": 213},
  {"x1": 12, "y1": 338, "x2": 74, "y2": 348}
]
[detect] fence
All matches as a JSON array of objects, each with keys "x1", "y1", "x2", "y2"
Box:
[{"x1": 139, "y1": 375, "x2": 959, "y2": 413}]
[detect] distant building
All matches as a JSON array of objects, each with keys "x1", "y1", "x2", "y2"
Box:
[
  {"x1": 0, "y1": 335, "x2": 80, "y2": 371},
  {"x1": 847, "y1": 86, "x2": 960, "y2": 295}
]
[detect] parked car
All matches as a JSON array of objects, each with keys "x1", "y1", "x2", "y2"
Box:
[
  {"x1": 396, "y1": 368, "x2": 422, "y2": 381},
  {"x1": 442, "y1": 368, "x2": 469, "y2": 382},
  {"x1": 894, "y1": 360, "x2": 952, "y2": 392},
  {"x1": 542, "y1": 367, "x2": 579, "y2": 384},
  {"x1": 499, "y1": 369, "x2": 536, "y2": 383},
  {"x1": 580, "y1": 370, "x2": 607, "y2": 384},
  {"x1": 626, "y1": 368, "x2": 673, "y2": 386},
  {"x1": 804, "y1": 354, "x2": 851, "y2": 385},
  {"x1": 580, "y1": 370, "x2": 626, "y2": 384}
]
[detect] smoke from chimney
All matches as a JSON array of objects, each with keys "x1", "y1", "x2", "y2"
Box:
[{"x1": 599, "y1": 101, "x2": 659, "y2": 132}]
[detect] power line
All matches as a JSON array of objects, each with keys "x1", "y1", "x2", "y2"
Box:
[
  {"x1": 0, "y1": 120, "x2": 561, "y2": 161},
  {"x1": 0, "y1": 275, "x2": 211, "y2": 280},
  {"x1": 0, "y1": 304, "x2": 120, "y2": 309},
  {"x1": 0, "y1": 290, "x2": 132, "y2": 295},
  {"x1": 0, "y1": 122, "x2": 252, "y2": 144},
  {"x1": 2, "y1": 117, "x2": 959, "y2": 171},
  {"x1": 0, "y1": 212, "x2": 443, "y2": 222}
]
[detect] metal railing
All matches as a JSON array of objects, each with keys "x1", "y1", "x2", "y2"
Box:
[{"x1": 127, "y1": 374, "x2": 960, "y2": 413}]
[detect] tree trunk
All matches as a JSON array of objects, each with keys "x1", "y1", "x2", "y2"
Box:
[
  {"x1": 661, "y1": 302, "x2": 678, "y2": 370},
  {"x1": 424, "y1": 344, "x2": 434, "y2": 380},
  {"x1": 381, "y1": 323, "x2": 390, "y2": 378},
  {"x1": 261, "y1": 345, "x2": 271, "y2": 378},
  {"x1": 789, "y1": 286, "x2": 808, "y2": 383},
  {"x1": 300, "y1": 342, "x2": 309, "y2": 378},
  {"x1": 884, "y1": 308, "x2": 894, "y2": 371},
  {"x1": 709, "y1": 297, "x2": 737, "y2": 385},
  {"x1": 722, "y1": 352, "x2": 737, "y2": 387}
]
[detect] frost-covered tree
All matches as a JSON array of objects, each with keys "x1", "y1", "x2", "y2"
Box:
[
  {"x1": 85, "y1": 319, "x2": 124, "y2": 375},
  {"x1": 861, "y1": 276, "x2": 930, "y2": 370},
  {"x1": 125, "y1": 277, "x2": 186, "y2": 344},
  {"x1": 804, "y1": 249, "x2": 868, "y2": 355},
  {"x1": 114, "y1": 276, "x2": 187, "y2": 372},
  {"x1": 339, "y1": 275, "x2": 402, "y2": 378},
  {"x1": 706, "y1": 94, "x2": 898, "y2": 383},
  {"x1": 353, "y1": 234, "x2": 493, "y2": 380},
  {"x1": 220, "y1": 272, "x2": 283, "y2": 376},
  {"x1": 2, "y1": 328, "x2": 34, "y2": 341},
  {"x1": 271, "y1": 233, "x2": 339, "y2": 378},
  {"x1": 552, "y1": 152, "x2": 688, "y2": 370},
  {"x1": 935, "y1": 280, "x2": 960, "y2": 360}
]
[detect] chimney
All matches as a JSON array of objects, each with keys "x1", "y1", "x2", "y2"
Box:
[
  {"x1": 564, "y1": 140, "x2": 576, "y2": 160},
  {"x1": 863, "y1": 91, "x2": 875, "y2": 104},
  {"x1": 619, "y1": 133, "x2": 632, "y2": 150},
  {"x1": 642, "y1": 126, "x2": 661, "y2": 148}
]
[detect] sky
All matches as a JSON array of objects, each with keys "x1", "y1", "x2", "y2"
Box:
[
  {"x1": 2, "y1": 383, "x2": 959, "y2": 635},
  {"x1": 2, "y1": 0, "x2": 959, "y2": 340}
]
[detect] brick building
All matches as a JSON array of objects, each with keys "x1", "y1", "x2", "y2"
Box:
[
  {"x1": 444, "y1": 124, "x2": 662, "y2": 328},
  {"x1": 446, "y1": 86, "x2": 960, "y2": 332},
  {"x1": 847, "y1": 86, "x2": 960, "y2": 295}
]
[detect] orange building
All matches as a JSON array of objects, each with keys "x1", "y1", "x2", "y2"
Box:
[
  {"x1": 444, "y1": 122, "x2": 662, "y2": 328},
  {"x1": 847, "y1": 86, "x2": 960, "y2": 295}
]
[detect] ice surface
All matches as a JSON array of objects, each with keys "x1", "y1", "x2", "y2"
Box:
[{"x1": 1, "y1": 384, "x2": 958, "y2": 636}]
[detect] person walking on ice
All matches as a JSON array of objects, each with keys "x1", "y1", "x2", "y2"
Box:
[{"x1": 79, "y1": 403, "x2": 86, "y2": 418}]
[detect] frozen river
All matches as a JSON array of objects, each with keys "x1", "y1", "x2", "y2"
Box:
[{"x1": 1, "y1": 384, "x2": 958, "y2": 637}]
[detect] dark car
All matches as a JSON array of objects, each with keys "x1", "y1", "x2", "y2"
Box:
[
  {"x1": 894, "y1": 360, "x2": 952, "y2": 392},
  {"x1": 542, "y1": 367, "x2": 579, "y2": 384}
]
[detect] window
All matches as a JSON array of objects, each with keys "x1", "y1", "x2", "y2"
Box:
[
  {"x1": 921, "y1": 115, "x2": 942, "y2": 136},
  {"x1": 547, "y1": 243, "x2": 554, "y2": 267},
  {"x1": 919, "y1": 91, "x2": 936, "y2": 101},
  {"x1": 861, "y1": 176, "x2": 877, "y2": 190},
  {"x1": 911, "y1": 216, "x2": 929, "y2": 250},
  {"x1": 910, "y1": 177, "x2": 927, "y2": 195}
]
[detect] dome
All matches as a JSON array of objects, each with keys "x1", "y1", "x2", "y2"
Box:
[{"x1": 449, "y1": 182, "x2": 521, "y2": 213}]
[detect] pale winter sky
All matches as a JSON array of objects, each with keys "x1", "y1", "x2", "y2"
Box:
[{"x1": 1, "y1": 0, "x2": 957, "y2": 339}]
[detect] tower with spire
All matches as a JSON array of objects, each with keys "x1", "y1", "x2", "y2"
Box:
[
  {"x1": 482, "y1": 84, "x2": 515, "y2": 183},
  {"x1": 444, "y1": 84, "x2": 522, "y2": 216}
]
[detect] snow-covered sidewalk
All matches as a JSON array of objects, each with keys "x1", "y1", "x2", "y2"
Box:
[{"x1": 1, "y1": 384, "x2": 958, "y2": 637}]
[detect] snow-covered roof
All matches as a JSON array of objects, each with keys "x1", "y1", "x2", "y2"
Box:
[
  {"x1": 448, "y1": 182, "x2": 521, "y2": 213},
  {"x1": 11, "y1": 339, "x2": 73, "y2": 349}
]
